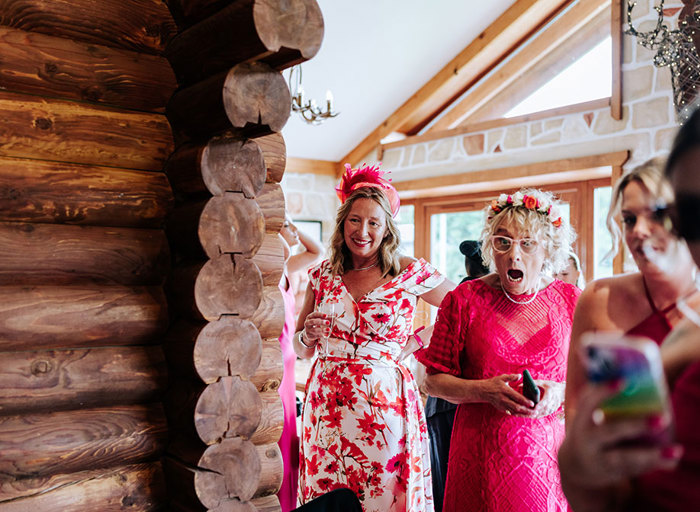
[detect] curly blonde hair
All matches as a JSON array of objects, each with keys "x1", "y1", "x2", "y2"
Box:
[
  {"x1": 329, "y1": 187, "x2": 402, "y2": 277},
  {"x1": 479, "y1": 188, "x2": 576, "y2": 275}
]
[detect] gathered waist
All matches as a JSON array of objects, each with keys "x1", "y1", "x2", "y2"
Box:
[{"x1": 317, "y1": 337, "x2": 402, "y2": 367}]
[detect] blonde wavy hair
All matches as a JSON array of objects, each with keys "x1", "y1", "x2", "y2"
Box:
[
  {"x1": 329, "y1": 187, "x2": 402, "y2": 277},
  {"x1": 479, "y1": 188, "x2": 576, "y2": 275},
  {"x1": 605, "y1": 158, "x2": 674, "y2": 260}
]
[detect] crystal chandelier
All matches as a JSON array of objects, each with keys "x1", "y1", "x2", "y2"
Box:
[
  {"x1": 288, "y1": 64, "x2": 339, "y2": 125},
  {"x1": 626, "y1": 0, "x2": 700, "y2": 121}
]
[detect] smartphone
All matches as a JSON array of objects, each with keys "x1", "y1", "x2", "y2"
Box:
[
  {"x1": 522, "y1": 369, "x2": 540, "y2": 404},
  {"x1": 581, "y1": 333, "x2": 673, "y2": 443}
]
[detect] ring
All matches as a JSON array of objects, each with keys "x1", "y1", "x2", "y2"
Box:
[{"x1": 505, "y1": 410, "x2": 512, "y2": 415}]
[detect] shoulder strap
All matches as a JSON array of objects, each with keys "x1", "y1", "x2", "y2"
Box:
[{"x1": 641, "y1": 275, "x2": 676, "y2": 314}]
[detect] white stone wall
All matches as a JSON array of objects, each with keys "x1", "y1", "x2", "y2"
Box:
[{"x1": 281, "y1": 171, "x2": 339, "y2": 246}]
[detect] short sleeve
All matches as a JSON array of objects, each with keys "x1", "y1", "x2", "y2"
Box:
[
  {"x1": 307, "y1": 260, "x2": 328, "y2": 289},
  {"x1": 395, "y1": 258, "x2": 445, "y2": 295},
  {"x1": 306, "y1": 260, "x2": 329, "y2": 301},
  {"x1": 415, "y1": 289, "x2": 465, "y2": 377}
]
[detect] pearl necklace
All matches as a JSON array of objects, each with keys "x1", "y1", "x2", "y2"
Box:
[
  {"x1": 500, "y1": 280, "x2": 540, "y2": 305},
  {"x1": 351, "y1": 261, "x2": 378, "y2": 271}
]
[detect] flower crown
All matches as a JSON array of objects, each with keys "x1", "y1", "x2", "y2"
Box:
[
  {"x1": 335, "y1": 162, "x2": 400, "y2": 217},
  {"x1": 489, "y1": 191, "x2": 563, "y2": 228}
]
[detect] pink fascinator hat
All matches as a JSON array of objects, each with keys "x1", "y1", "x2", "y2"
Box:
[{"x1": 335, "y1": 163, "x2": 400, "y2": 217}]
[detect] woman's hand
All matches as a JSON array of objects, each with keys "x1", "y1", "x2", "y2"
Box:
[
  {"x1": 480, "y1": 374, "x2": 535, "y2": 416},
  {"x1": 558, "y1": 382, "x2": 683, "y2": 502},
  {"x1": 302, "y1": 311, "x2": 330, "y2": 347},
  {"x1": 398, "y1": 325, "x2": 435, "y2": 361},
  {"x1": 528, "y1": 380, "x2": 565, "y2": 418}
]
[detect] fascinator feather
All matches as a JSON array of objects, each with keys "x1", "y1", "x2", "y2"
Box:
[{"x1": 335, "y1": 163, "x2": 400, "y2": 217}]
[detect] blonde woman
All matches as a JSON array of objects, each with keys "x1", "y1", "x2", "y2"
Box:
[{"x1": 294, "y1": 164, "x2": 455, "y2": 512}]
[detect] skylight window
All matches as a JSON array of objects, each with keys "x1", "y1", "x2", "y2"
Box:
[{"x1": 505, "y1": 37, "x2": 612, "y2": 118}]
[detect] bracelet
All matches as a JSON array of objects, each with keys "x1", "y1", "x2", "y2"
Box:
[
  {"x1": 298, "y1": 329, "x2": 315, "y2": 349},
  {"x1": 413, "y1": 326, "x2": 426, "y2": 348}
]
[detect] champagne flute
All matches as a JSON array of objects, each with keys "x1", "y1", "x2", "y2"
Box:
[{"x1": 317, "y1": 301, "x2": 338, "y2": 354}]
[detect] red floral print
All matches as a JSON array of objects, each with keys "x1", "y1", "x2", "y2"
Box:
[{"x1": 299, "y1": 259, "x2": 444, "y2": 512}]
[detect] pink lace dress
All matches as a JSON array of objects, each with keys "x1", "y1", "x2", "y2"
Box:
[
  {"x1": 298, "y1": 259, "x2": 444, "y2": 512},
  {"x1": 417, "y1": 279, "x2": 580, "y2": 512}
]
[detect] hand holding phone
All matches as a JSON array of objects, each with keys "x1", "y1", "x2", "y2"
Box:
[
  {"x1": 522, "y1": 369, "x2": 540, "y2": 405},
  {"x1": 581, "y1": 332, "x2": 674, "y2": 445}
]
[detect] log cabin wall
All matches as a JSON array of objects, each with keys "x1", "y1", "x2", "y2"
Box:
[
  {"x1": 160, "y1": 1, "x2": 322, "y2": 511},
  {"x1": 0, "y1": 0, "x2": 322, "y2": 511},
  {"x1": 0, "y1": 0, "x2": 177, "y2": 510}
]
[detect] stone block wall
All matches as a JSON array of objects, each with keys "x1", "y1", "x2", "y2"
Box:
[{"x1": 281, "y1": 172, "x2": 338, "y2": 246}]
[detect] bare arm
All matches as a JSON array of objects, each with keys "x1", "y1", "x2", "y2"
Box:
[
  {"x1": 424, "y1": 372, "x2": 534, "y2": 414},
  {"x1": 287, "y1": 226, "x2": 324, "y2": 275}
]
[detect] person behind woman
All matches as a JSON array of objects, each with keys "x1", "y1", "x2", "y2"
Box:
[
  {"x1": 558, "y1": 113, "x2": 700, "y2": 511},
  {"x1": 555, "y1": 250, "x2": 584, "y2": 289},
  {"x1": 425, "y1": 239, "x2": 488, "y2": 512},
  {"x1": 294, "y1": 163, "x2": 455, "y2": 512},
  {"x1": 278, "y1": 215, "x2": 324, "y2": 511},
  {"x1": 418, "y1": 188, "x2": 579, "y2": 512}
]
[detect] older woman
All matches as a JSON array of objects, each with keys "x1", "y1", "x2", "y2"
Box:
[
  {"x1": 418, "y1": 188, "x2": 579, "y2": 512},
  {"x1": 559, "y1": 114, "x2": 700, "y2": 511},
  {"x1": 294, "y1": 164, "x2": 455, "y2": 512}
]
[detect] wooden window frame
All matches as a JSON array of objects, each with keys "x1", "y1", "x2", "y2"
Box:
[{"x1": 400, "y1": 152, "x2": 628, "y2": 282}]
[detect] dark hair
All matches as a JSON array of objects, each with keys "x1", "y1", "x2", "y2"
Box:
[
  {"x1": 459, "y1": 240, "x2": 489, "y2": 278},
  {"x1": 666, "y1": 106, "x2": 700, "y2": 178}
]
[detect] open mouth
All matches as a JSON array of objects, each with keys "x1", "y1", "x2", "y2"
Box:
[
  {"x1": 352, "y1": 238, "x2": 370, "y2": 247},
  {"x1": 507, "y1": 269, "x2": 524, "y2": 282}
]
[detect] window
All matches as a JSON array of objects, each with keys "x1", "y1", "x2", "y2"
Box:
[
  {"x1": 505, "y1": 37, "x2": 612, "y2": 118},
  {"x1": 423, "y1": 0, "x2": 618, "y2": 133}
]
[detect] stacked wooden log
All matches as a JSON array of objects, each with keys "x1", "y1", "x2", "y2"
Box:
[
  {"x1": 0, "y1": 0, "x2": 177, "y2": 510},
  {"x1": 160, "y1": 1, "x2": 323, "y2": 511}
]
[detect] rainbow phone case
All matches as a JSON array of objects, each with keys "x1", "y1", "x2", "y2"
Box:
[{"x1": 581, "y1": 333, "x2": 671, "y2": 419}]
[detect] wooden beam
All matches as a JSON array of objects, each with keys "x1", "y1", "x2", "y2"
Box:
[
  {"x1": 394, "y1": 151, "x2": 630, "y2": 198},
  {"x1": 339, "y1": 0, "x2": 572, "y2": 168},
  {"x1": 429, "y1": 0, "x2": 610, "y2": 132},
  {"x1": 464, "y1": 9, "x2": 610, "y2": 124},
  {"x1": 611, "y1": 0, "x2": 623, "y2": 120},
  {"x1": 285, "y1": 157, "x2": 337, "y2": 176}
]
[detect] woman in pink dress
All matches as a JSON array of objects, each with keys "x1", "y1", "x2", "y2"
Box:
[
  {"x1": 293, "y1": 164, "x2": 455, "y2": 512},
  {"x1": 418, "y1": 188, "x2": 580, "y2": 512},
  {"x1": 278, "y1": 215, "x2": 323, "y2": 511}
]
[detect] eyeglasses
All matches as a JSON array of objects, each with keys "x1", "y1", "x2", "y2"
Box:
[
  {"x1": 652, "y1": 195, "x2": 700, "y2": 242},
  {"x1": 491, "y1": 235, "x2": 539, "y2": 254}
]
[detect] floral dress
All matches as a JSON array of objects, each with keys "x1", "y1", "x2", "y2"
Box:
[{"x1": 299, "y1": 258, "x2": 444, "y2": 512}]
